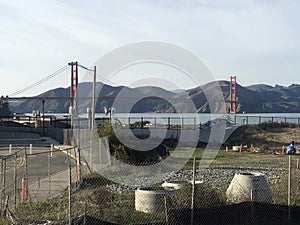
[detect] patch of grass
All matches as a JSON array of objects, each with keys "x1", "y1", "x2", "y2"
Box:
[
  {"x1": 0, "y1": 218, "x2": 10, "y2": 225},
  {"x1": 81, "y1": 172, "x2": 114, "y2": 188},
  {"x1": 172, "y1": 148, "x2": 292, "y2": 169},
  {"x1": 15, "y1": 198, "x2": 68, "y2": 222}
]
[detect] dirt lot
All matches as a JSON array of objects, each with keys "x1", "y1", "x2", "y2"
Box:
[{"x1": 224, "y1": 122, "x2": 300, "y2": 152}]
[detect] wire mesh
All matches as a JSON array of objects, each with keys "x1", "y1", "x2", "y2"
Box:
[{"x1": 0, "y1": 144, "x2": 299, "y2": 224}]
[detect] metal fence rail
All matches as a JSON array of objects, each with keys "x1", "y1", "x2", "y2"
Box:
[
  {"x1": 0, "y1": 144, "x2": 299, "y2": 224},
  {"x1": 0, "y1": 145, "x2": 85, "y2": 224}
]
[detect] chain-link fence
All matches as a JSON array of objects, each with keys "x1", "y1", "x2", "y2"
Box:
[
  {"x1": 1, "y1": 143, "x2": 300, "y2": 224},
  {"x1": 0, "y1": 145, "x2": 86, "y2": 224},
  {"x1": 71, "y1": 150, "x2": 300, "y2": 225}
]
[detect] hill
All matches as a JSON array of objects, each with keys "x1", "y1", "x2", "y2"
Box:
[
  {"x1": 8, "y1": 81, "x2": 300, "y2": 114},
  {"x1": 224, "y1": 123, "x2": 300, "y2": 152}
]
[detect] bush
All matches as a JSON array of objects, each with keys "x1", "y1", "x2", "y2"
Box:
[
  {"x1": 169, "y1": 183, "x2": 225, "y2": 209},
  {"x1": 258, "y1": 121, "x2": 297, "y2": 130},
  {"x1": 97, "y1": 122, "x2": 161, "y2": 163}
]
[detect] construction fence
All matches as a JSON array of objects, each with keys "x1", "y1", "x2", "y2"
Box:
[
  {"x1": 0, "y1": 145, "x2": 86, "y2": 224},
  {"x1": 0, "y1": 142, "x2": 300, "y2": 224}
]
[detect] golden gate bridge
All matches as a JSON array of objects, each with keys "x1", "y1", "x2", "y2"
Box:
[{"x1": 4, "y1": 61, "x2": 239, "y2": 114}]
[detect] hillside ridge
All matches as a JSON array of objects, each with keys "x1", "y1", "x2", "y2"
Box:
[{"x1": 8, "y1": 81, "x2": 300, "y2": 114}]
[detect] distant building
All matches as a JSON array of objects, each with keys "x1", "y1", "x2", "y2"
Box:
[{"x1": 0, "y1": 96, "x2": 12, "y2": 117}]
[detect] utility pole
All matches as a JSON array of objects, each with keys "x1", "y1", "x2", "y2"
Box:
[
  {"x1": 92, "y1": 66, "x2": 96, "y2": 130},
  {"x1": 42, "y1": 99, "x2": 45, "y2": 134}
]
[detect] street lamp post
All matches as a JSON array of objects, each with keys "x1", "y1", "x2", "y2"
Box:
[{"x1": 42, "y1": 99, "x2": 45, "y2": 134}]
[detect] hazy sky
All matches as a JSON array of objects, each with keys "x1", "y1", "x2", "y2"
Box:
[{"x1": 1, "y1": 0, "x2": 300, "y2": 96}]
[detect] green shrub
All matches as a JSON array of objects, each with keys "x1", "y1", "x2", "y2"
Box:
[{"x1": 169, "y1": 183, "x2": 225, "y2": 209}]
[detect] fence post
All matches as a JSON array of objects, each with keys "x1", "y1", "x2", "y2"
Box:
[
  {"x1": 191, "y1": 157, "x2": 196, "y2": 225},
  {"x1": 288, "y1": 155, "x2": 291, "y2": 222},
  {"x1": 74, "y1": 147, "x2": 81, "y2": 186},
  {"x1": 14, "y1": 153, "x2": 17, "y2": 207},
  {"x1": 77, "y1": 147, "x2": 81, "y2": 184},
  {"x1": 68, "y1": 154, "x2": 72, "y2": 225},
  {"x1": 0, "y1": 158, "x2": 4, "y2": 211},
  {"x1": 90, "y1": 138, "x2": 94, "y2": 170},
  {"x1": 24, "y1": 148, "x2": 28, "y2": 202},
  {"x1": 164, "y1": 195, "x2": 168, "y2": 224},
  {"x1": 2, "y1": 158, "x2": 6, "y2": 210},
  {"x1": 51, "y1": 144, "x2": 54, "y2": 158},
  {"x1": 250, "y1": 189, "x2": 254, "y2": 224},
  {"x1": 48, "y1": 152, "x2": 51, "y2": 199},
  {"x1": 21, "y1": 176, "x2": 27, "y2": 203}
]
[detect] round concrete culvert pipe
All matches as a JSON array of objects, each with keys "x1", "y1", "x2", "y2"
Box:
[
  {"x1": 161, "y1": 181, "x2": 188, "y2": 190},
  {"x1": 226, "y1": 172, "x2": 272, "y2": 203},
  {"x1": 135, "y1": 187, "x2": 175, "y2": 213}
]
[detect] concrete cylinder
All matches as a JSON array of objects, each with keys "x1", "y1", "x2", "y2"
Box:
[
  {"x1": 135, "y1": 188, "x2": 172, "y2": 213},
  {"x1": 232, "y1": 146, "x2": 241, "y2": 151},
  {"x1": 161, "y1": 181, "x2": 187, "y2": 190},
  {"x1": 226, "y1": 172, "x2": 272, "y2": 203}
]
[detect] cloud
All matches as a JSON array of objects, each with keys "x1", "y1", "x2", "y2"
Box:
[{"x1": 0, "y1": 0, "x2": 299, "y2": 95}]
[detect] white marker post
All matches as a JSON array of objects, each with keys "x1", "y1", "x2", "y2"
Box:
[
  {"x1": 9, "y1": 144, "x2": 12, "y2": 155},
  {"x1": 30, "y1": 144, "x2": 32, "y2": 155},
  {"x1": 50, "y1": 144, "x2": 53, "y2": 157}
]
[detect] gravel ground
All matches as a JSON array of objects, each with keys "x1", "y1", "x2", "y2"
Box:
[{"x1": 107, "y1": 166, "x2": 287, "y2": 193}]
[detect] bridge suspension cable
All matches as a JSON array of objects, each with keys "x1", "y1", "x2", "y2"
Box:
[
  {"x1": 78, "y1": 63, "x2": 120, "y2": 86},
  {"x1": 9, "y1": 65, "x2": 69, "y2": 97}
]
